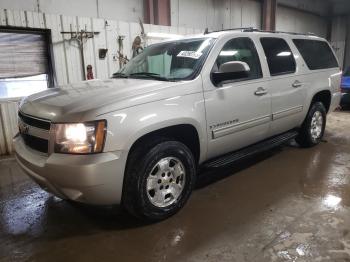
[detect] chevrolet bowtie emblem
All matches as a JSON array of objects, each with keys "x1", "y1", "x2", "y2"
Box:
[{"x1": 19, "y1": 121, "x2": 29, "y2": 135}]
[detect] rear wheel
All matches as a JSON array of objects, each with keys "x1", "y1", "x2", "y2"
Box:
[
  {"x1": 296, "y1": 102, "x2": 326, "y2": 147},
  {"x1": 122, "y1": 139, "x2": 196, "y2": 221}
]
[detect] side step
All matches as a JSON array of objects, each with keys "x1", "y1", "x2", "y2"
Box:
[{"x1": 202, "y1": 130, "x2": 299, "y2": 169}]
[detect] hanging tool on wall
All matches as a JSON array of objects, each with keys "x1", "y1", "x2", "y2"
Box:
[
  {"x1": 61, "y1": 25, "x2": 100, "y2": 80},
  {"x1": 129, "y1": 18, "x2": 147, "y2": 59},
  {"x1": 86, "y1": 64, "x2": 94, "y2": 80},
  {"x1": 139, "y1": 18, "x2": 147, "y2": 45},
  {"x1": 132, "y1": 36, "x2": 144, "y2": 58},
  {"x1": 117, "y1": 35, "x2": 129, "y2": 69}
]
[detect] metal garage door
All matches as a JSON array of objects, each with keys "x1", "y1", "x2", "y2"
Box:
[
  {"x1": 0, "y1": 29, "x2": 52, "y2": 99},
  {"x1": 0, "y1": 28, "x2": 53, "y2": 155}
]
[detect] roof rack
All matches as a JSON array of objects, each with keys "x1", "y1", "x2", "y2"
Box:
[
  {"x1": 245, "y1": 28, "x2": 316, "y2": 36},
  {"x1": 204, "y1": 27, "x2": 316, "y2": 37},
  {"x1": 204, "y1": 27, "x2": 256, "y2": 34}
]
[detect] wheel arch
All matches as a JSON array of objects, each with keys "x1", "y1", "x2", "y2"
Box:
[
  {"x1": 127, "y1": 123, "x2": 202, "y2": 166},
  {"x1": 310, "y1": 90, "x2": 331, "y2": 113}
]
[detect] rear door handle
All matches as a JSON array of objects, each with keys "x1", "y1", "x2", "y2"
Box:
[
  {"x1": 292, "y1": 80, "x2": 302, "y2": 88},
  {"x1": 254, "y1": 87, "x2": 268, "y2": 96}
]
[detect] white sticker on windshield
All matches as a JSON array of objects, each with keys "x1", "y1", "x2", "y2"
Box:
[{"x1": 177, "y1": 51, "x2": 202, "y2": 59}]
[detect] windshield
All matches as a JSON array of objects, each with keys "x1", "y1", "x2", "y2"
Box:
[{"x1": 113, "y1": 37, "x2": 214, "y2": 81}]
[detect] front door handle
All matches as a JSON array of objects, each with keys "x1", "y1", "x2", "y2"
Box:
[
  {"x1": 292, "y1": 80, "x2": 302, "y2": 88},
  {"x1": 254, "y1": 87, "x2": 268, "y2": 96}
]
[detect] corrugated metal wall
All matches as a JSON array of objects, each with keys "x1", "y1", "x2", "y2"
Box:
[
  {"x1": 276, "y1": 6, "x2": 328, "y2": 38},
  {"x1": 344, "y1": 17, "x2": 350, "y2": 69},
  {"x1": 170, "y1": 0, "x2": 262, "y2": 31},
  {"x1": 330, "y1": 16, "x2": 347, "y2": 69},
  {"x1": 0, "y1": 9, "x2": 202, "y2": 86},
  {"x1": 0, "y1": 8, "x2": 202, "y2": 156},
  {"x1": 0, "y1": 0, "x2": 144, "y2": 24},
  {"x1": 0, "y1": 99, "x2": 19, "y2": 155}
]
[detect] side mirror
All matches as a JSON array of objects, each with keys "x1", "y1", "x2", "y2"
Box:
[{"x1": 211, "y1": 61, "x2": 250, "y2": 86}]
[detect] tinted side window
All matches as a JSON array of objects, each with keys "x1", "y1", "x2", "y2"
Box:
[
  {"x1": 293, "y1": 39, "x2": 338, "y2": 70},
  {"x1": 260, "y1": 38, "x2": 296, "y2": 76},
  {"x1": 213, "y1": 37, "x2": 262, "y2": 81}
]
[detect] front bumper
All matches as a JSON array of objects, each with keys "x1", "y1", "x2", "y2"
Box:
[{"x1": 13, "y1": 135, "x2": 127, "y2": 205}]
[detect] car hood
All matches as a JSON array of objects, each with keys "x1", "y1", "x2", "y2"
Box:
[{"x1": 20, "y1": 78, "x2": 188, "y2": 122}]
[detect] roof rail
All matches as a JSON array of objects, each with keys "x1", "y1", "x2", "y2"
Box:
[
  {"x1": 204, "y1": 27, "x2": 257, "y2": 34},
  {"x1": 204, "y1": 27, "x2": 316, "y2": 37},
  {"x1": 276, "y1": 30, "x2": 316, "y2": 36},
  {"x1": 245, "y1": 28, "x2": 316, "y2": 36}
]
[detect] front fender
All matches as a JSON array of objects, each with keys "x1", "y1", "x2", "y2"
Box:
[{"x1": 101, "y1": 93, "x2": 208, "y2": 163}]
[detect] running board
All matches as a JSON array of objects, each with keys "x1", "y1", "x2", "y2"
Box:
[{"x1": 202, "y1": 130, "x2": 299, "y2": 169}]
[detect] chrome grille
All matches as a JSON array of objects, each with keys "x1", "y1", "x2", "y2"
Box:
[
  {"x1": 18, "y1": 111, "x2": 50, "y2": 130},
  {"x1": 18, "y1": 111, "x2": 51, "y2": 154}
]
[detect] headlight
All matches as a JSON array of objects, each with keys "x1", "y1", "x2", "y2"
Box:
[{"x1": 53, "y1": 120, "x2": 107, "y2": 154}]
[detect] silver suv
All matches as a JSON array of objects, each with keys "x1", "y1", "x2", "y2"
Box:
[{"x1": 14, "y1": 28, "x2": 342, "y2": 221}]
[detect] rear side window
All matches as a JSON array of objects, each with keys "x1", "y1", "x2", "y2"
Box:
[
  {"x1": 293, "y1": 39, "x2": 339, "y2": 70},
  {"x1": 260, "y1": 38, "x2": 296, "y2": 76}
]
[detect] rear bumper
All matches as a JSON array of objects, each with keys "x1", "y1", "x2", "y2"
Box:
[{"x1": 13, "y1": 135, "x2": 127, "y2": 205}]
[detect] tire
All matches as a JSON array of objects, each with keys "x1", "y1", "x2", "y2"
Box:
[
  {"x1": 122, "y1": 139, "x2": 196, "y2": 221},
  {"x1": 296, "y1": 102, "x2": 326, "y2": 147}
]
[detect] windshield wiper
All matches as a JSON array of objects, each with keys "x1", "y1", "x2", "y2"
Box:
[
  {"x1": 112, "y1": 72, "x2": 128, "y2": 78},
  {"x1": 129, "y1": 72, "x2": 175, "y2": 81}
]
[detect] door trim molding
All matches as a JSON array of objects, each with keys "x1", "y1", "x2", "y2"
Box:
[
  {"x1": 212, "y1": 115, "x2": 271, "y2": 139},
  {"x1": 272, "y1": 105, "x2": 303, "y2": 120}
]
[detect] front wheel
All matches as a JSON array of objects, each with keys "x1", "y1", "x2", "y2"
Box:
[
  {"x1": 122, "y1": 140, "x2": 196, "y2": 221},
  {"x1": 296, "y1": 102, "x2": 326, "y2": 147}
]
